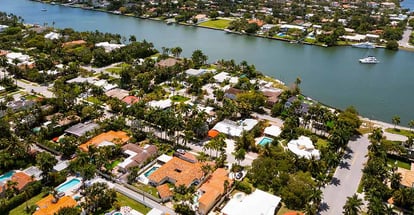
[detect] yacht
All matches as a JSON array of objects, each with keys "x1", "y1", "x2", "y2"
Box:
[
  {"x1": 352, "y1": 42, "x2": 376, "y2": 49},
  {"x1": 359, "y1": 56, "x2": 379, "y2": 64},
  {"x1": 41, "y1": 8, "x2": 47, "y2": 12}
]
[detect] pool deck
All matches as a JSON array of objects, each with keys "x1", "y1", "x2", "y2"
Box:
[{"x1": 56, "y1": 176, "x2": 83, "y2": 196}]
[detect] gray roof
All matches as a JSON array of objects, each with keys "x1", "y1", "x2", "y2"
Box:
[{"x1": 64, "y1": 122, "x2": 99, "y2": 137}]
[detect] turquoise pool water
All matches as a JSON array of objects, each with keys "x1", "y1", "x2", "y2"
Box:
[
  {"x1": 258, "y1": 137, "x2": 273, "y2": 146},
  {"x1": 113, "y1": 212, "x2": 122, "y2": 215},
  {"x1": 144, "y1": 166, "x2": 159, "y2": 177},
  {"x1": 56, "y1": 178, "x2": 81, "y2": 192},
  {"x1": 277, "y1": 33, "x2": 286, "y2": 37},
  {"x1": 0, "y1": 171, "x2": 15, "y2": 183}
]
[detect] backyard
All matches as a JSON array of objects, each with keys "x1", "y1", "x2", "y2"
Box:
[
  {"x1": 116, "y1": 193, "x2": 151, "y2": 214},
  {"x1": 199, "y1": 19, "x2": 231, "y2": 29},
  {"x1": 385, "y1": 128, "x2": 414, "y2": 138},
  {"x1": 9, "y1": 192, "x2": 46, "y2": 215}
]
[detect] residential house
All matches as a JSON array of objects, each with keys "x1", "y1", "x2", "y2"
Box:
[
  {"x1": 198, "y1": 168, "x2": 232, "y2": 215},
  {"x1": 95, "y1": 42, "x2": 125, "y2": 52},
  {"x1": 221, "y1": 189, "x2": 281, "y2": 215},
  {"x1": 105, "y1": 88, "x2": 130, "y2": 100},
  {"x1": 34, "y1": 195, "x2": 77, "y2": 215},
  {"x1": 122, "y1": 95, "x2": 140, "y2": 106},
  {"x1": 62, "y1": 40, "x2": 87, "y2": 47},
  {"x1": 261, "y1": 90, "x2": 282, "y2": 106},
  {"x1": 397, "y1": 167, "x2": 414, "y2": 188},
  {"x1": 79, "y1": 130, "x2": 130, "y2": 152},
  {"x1": 0, "y1": 172, "x2": 34, "y2": 195},
  {"x1": 210, "y1": 119, "x2": 258, "y2": 137},
  {"x1": 64, "y1": 122, "x2": 99, "y2": 137},
  {"x1": 224, "y1": 87, "x2": 242, "y2": 100},
  {"x1": 148, "y1": 157, "x2": 204, "y2": 187},
  {"x1": 156, "y1": 184, "x2": 173, "y2": 202},
  {"x1": 148, "y1": 99, "x2": 172, "y2": 110},
  {"x1": 287, "y1": 136, "x2": 320, "y2": 160},
  {"x1": 118, "y1": 144, "x2": 158, "y2": 172}
]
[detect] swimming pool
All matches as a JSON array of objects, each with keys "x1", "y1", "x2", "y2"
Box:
[
  {"x1": 277, "y1": 32, "x2": 286, "y2": 37},
  {"x1": 258, "y1": 137, "x2": 273, "y2": 146},
  {"x1": 0, "y1": 171, "x2": 15, "y2": 183},
  {"x1": 144, "y1": 166, "x2": 159, "y2": 177},
  {"x1": 56, "y1": 178, "x2": 81, "y2": 193}
]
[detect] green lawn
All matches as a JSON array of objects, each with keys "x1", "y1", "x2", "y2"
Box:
[
  {"x1": 106, "y1": 67, "x2": 123, "y2": 74},
  {"x1": 105, "y1": 159, "x2": 121, "y2": 170},
  {"x1": 387, "y1": 157, "x2": 411, "y2": 170},
  {"x1": 86, "y1": 96, "x2": 103, "y2": 105},
  {"x1": 170, "y1": 95, "x2": 190, "y2": 102},
  {"x1": 135, "y1": 183, "x2": 159, "y2": 198},
  {"x1": 116, "y1": 193, "x2": 151, "y2": 214},
  {"x1": 198, "y1": 19, "x2": 231, "y2": 29},
  {"x1": 9, "y1": 192, "x2": 46, "y2": 215},
  {"x1": 385, "y1": 128, "x2": 414, "y2": 138}
]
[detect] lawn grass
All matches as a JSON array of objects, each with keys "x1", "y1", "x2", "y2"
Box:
[
  {"x1": 106, "y1": 67, "x2": 123, "y2": 74},
  {"x1": 387, "y1": 157, "x2": 411, "y2": 170},
  {"x1": 198, "y1": 19, "x2": 231, "y2": 29},
  {"x1": 170, "y1": 95, "x2": 190, "y2": 102},
  {"x1": 385, "y1": 128, "x2": 414, "y2": 138},
  {"x1": 116, "y1": 193, "x2": 151, "y2": 214},
  {"x1": 9, "y1": 192, "x2": 46, "y2": 215},
  {"x1": 105, "y1": 159, "x2": 121, "y2": 170},
  {"x1": 135, "y1": 183, "x2": 159, "y2": 198}
]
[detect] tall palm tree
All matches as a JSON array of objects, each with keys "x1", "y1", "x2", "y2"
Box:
[
  {"x1": 389, "y1": 171, "x2": 402, "y2": 190},
  {"x1": 343, "y1": 194, "x2": 363, "y2": 215}
]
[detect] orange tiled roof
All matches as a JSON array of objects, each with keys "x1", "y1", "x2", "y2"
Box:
[
  {"x1": 198, "y1": 168, "x2": 232, "y2": 214},
  {"x1": 11, "y1": 172, "x2": 34, "y2": 191},
  {"x1": 148, "y1": 157, "x2": 204, "y2": 187},
  {"x1": 157, "y1": 184, "x2": 173, "y2": 199},
  {"x1": 62, "y1": 40, "x2": 86, "y2": 47},
  {"x1": 122, "y1": 96, "x2": 140, "y2": 105},
  {"x1": 0, "y1": 50, "x2": 8, "y2": 56},
  {"x1": 79, "y1": 130, "x2": 130, "y2": 152},
  {"x1": 33, "y1": 195, "x2": 76, "y2": 215},
  {"x1": 248, "y1": 19, "x2": 264, "y2": 27},
  {"x1": 208, "y1": 129, "x2": 219, "y2": 138}
]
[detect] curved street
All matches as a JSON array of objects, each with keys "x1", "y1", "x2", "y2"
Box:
[{"x1": 318, "y1": 134, "x2": 370, "y2": 215}]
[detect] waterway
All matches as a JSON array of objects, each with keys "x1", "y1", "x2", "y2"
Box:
[
  {"x1": 401, "y1": 0, "x2": 414, "y2": 11},
  {"x1": 1, "y1": 0, "x2": 414, "y2": 124}
]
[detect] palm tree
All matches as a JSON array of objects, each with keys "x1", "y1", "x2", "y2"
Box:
[
  {"x1": 343, "y1": 194, "x2": 363, "y2": 215},
  {"x1": 392, "y1": 115, "x2": 400, "y2": 130},
  {"x1": 408, "y1": 120, "x2": 414, "y2": 132},
  {"x1": 233, "y1": 148, "x2": 246, "y2": 165},
  {"x1": 389, "y1": 171, "x2": 402, "y2": 190}
]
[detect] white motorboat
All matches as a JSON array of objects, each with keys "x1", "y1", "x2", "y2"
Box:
[
  {"x1": 359, "y1": 56, "x2": 379, "y2": 64},
  {"x1": 352, "y1": 42, "x2": 376, "y2": 49}
]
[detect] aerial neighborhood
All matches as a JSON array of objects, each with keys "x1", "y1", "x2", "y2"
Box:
[
  {"x1": 32, "y1": 0, "x2": 414, "y2": 50},
  {"x1": 1, "y1": 4, "x2": 414, "y2": 215}
]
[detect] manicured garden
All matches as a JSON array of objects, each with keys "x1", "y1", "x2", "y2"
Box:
[
  {"x1": 387, "y1": 157, "x2": 411, "y2": 170},
  {"x1": 9, "y1": 192, "x2": 46, "y2": 215},
  {"x1": 170, "y1": 95, "x2": 190, "y2": 102},
  {"x1": 135, "y1": 183, "x2": 159, "y2": 198},
  {"x1": 385, "y1": 128, "x2": 414, "y2": 138}
]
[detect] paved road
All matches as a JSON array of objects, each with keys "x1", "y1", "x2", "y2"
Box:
[
  {"x1": 319, "y1": 134, "x2": 370, "y2": 215},
  {"x1": 16, "y1": 79, "x2": 54, "y2": 98},
  {"x1": 398, "y1": 28, "x2": 414, "y2": 49}
]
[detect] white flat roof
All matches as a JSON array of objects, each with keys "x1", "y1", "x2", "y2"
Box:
[
  {"x1": 148, "y1": 99, "x2": 172, "y2": 109},
  {"x1": 264, "y1": 125, "x2": 281, "y2": 137},
  {"x1": 287, "y1": 136, "x2": 320, "y2": 160},
  {"x1": 221, "y1": 189, "x2": 281, "y2": 215},
  {"x1": 212, "y1": 119, "x2": 258, "y2": 137}
]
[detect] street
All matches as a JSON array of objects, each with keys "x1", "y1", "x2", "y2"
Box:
[{"x1": 319, "y1": 134, "x2": 370, "y2": 215}]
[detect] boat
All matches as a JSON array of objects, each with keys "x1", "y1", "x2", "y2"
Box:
[
  {"x1": 41, "y1": 8, "x2": 47, "y2": 12},
  {"x1": 352, "y1": 42, "x2": 376, "y2": 49},
  {"x1": 224, "y1": 29, "x2": 232, "y2": 33},
  {"x1": 359, "y1": 56, "x2": 379, "y2": 64},
  {"x1": 166, "y1": 20, "x2": 174, "y2": 25}
]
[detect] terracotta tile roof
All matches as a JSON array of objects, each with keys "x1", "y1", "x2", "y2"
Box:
[
  {"x1": 157, "y1": 184, "x2": 173, "y2": 199},
  {"x1": 148, "y1": 157, "x2": 204, "y2": 187},
  {"x1": 121, "y1": 144, "x2": 158, "y2": 169},
  {"x1": 79, "y1": 130, "x2": 130, "y2": 152},
  {"x1": 34, "y1": 195, "x2": 77, "y2": 215},
  {"x1": 0, "y1": 172, "x2": 34, "y2": 193},
  {"x1": 11, "y1": 172, "x2": 34, "y2": 191},
  {"x1": 397, "y1": 168, "x2": 414, "y2": 188},
  {"x1": 248, "y1": 19, "x2": 264, "y2": 27},
  {"x1": 105, "y1": 88, "x2": 130, "y2": 100},
  {"x1": 122, "y1": 96, "x2": 140, "y2": 105},
  {"x1": 208, "y1": 129, "x2": 219, "y2": 138},
  {"x1": 62, "y1": 40, "x2": 86, "y2": 47},
  {"x1": 198, "y1": 168, "x2": 232, "y2": 214}
]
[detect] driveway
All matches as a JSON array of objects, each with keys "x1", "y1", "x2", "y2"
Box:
[
  {"x1": 319, "y1": 134, "x2": 370, "y2": 215},
  {"x1": 16, "y1": 79, "x2": 54, "y2": 98},
  {"x1": 398, "y1": 28, "x2": 414, "y2": 49}
]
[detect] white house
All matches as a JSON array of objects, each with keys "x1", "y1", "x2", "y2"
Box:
[
  {"x1": 95, "y1": 42, "x2": 125, "y2": 52},
  {"x1": 211, "y1": 119, "x2": 258, "y2": 137},
  {"x1": 221, "y1": 189, "x2": 281, "y2": 215},
  {"x1": 287, "y1": 136, "x2": 320, "y2": 160},
  {"x1": 44, "y1": 32, "x2": 61, "y2": 40}
]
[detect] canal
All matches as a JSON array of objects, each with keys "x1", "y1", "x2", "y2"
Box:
[{"x1": 1, "y1": 0, "x2": 414, "y2": 124}]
